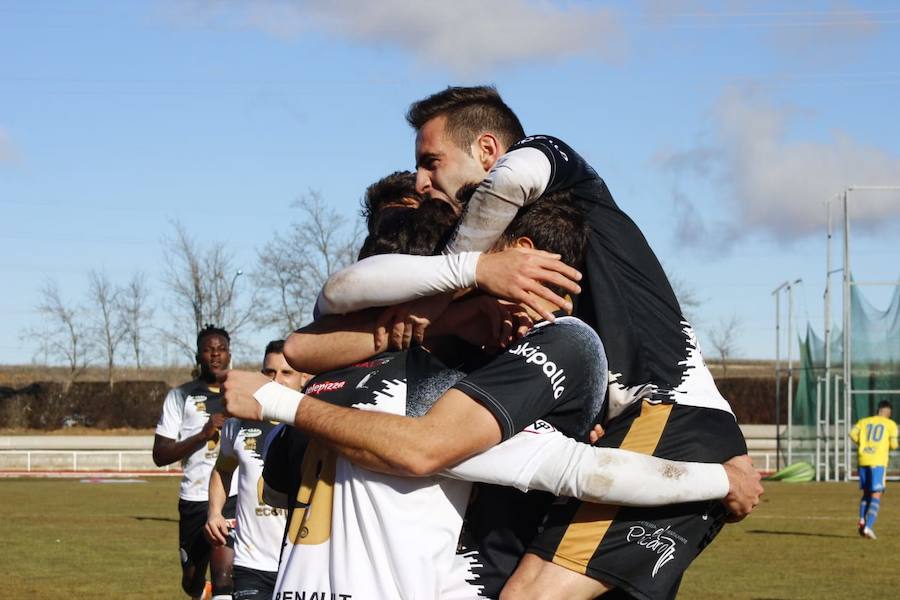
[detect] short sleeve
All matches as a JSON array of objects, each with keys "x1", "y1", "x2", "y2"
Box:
[
  {"x1": 155, "y1": 387, "x2": 183, "y2": 439},
  {"x1": 507, "y1": 135, "x2": 598, "y2": 196},
  {"x1": 263, "y1": 424, "x2": 309, "y2": 496},
  {"x1": 452, "y1": 319, "x2": 603, "y2": 441}
]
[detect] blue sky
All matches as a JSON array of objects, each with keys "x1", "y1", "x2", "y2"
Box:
[{"x1": 2, "y1": 0, "x2": 899, "y2": 365}]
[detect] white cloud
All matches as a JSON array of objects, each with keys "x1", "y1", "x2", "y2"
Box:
[
  {"x1": 657, "y1": 88, "x2": 900, "y2": 245},
  {"x1": 170, "y1": 0, "x2": 624, "y2": 75},
  {"x1": 0, "y1": 128, "x2": 19, "y2": 163}
]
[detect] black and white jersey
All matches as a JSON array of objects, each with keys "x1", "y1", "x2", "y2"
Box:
[
  {"x1": 507, "y1": 135, "x2": 731, "y2": 419},
  {"x1": 156, "y1": 379, "x2": 237, "y2": 502},
  {"x1": 449, "y1": 315, "x2": 608, "y2": 599},
  {"x1": 219, "y1": 418, "x2": 285, "y2": 572}
]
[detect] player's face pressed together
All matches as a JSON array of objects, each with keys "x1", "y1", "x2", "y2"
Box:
[
  {"x1": 414, "y1": 114, "x2": 500, "y2": 210},
  {"x1": 198, "y1": 334, "x2": 230, "y2": 381},
  {"x1": 262, "y1": 351, "x2": 308, "y2": 391}
]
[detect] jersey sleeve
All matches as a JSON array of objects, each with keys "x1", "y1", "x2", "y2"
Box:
[
  {"x1": 443, "y1": 429, "x2": 729, "y2": 506},
  {"x1": 155, "y1": 387, "x2": 184, "y2": 440},
  {"x1": 850, "y1": 422, "x2": 861, "y2": 444},
  {"x1": 444, "y1": 146, "x2": 551, "y2": 254},
  {"x1": 890, "y1": 421, "x2": 899, "y2": 451},
  {"x1": 452, "y1": 321, "x2": 598, "y2": 441},
  {"x1": 262, "y1": 424, "x2": 292, "y2": 494}
]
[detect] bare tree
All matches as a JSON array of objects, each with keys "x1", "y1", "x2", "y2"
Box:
[
  {"x1": 88, "y1": 270, "x2": 127, "y2": 389},
  {"x1": 118, "y1": 272, "x2": 154, "y2": 370},
  {"x1": 162, "y1": 222, "x2": 255, "y2": 361},
  {"x1": 708, "y1": 314, "x2": 742, "y2": 377},
  {"x1": 665, "y1": 267, "x2": 703, "y2": 325},
  {"x1": 34, "y1": 280, "x2": 93, "y2": 388},
  {"x1": 254, "y1": 191, "x2": 362, "y2": 334}
]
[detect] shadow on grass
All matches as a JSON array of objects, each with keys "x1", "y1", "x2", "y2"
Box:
[
  {"x1": 131, "y1": 516, "x2": 178, "y2": 523},
  {"x1": 746, "y1": 529, "x2": 850, "y2": 539}
]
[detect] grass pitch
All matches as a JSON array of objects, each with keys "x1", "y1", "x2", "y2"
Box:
[{"x1": 1, "y1": 478, "x2": 895, "y2": 599}]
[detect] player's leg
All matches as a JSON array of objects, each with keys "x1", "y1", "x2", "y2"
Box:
[
  {"x1": 501, "y1": 553, "x2": 612, "y2": 600},
  {"x1": 862, "y1": 466, "x2": 885, "y2": 539},
  {"x1": 209, "y1": 495, "x2": 237, "y2": 599},
  {"x1": 857, "y1": 466, "x2": 871, "y2": 534},
  {"x1": 179, "y1": 499, "x2": 213, "y2": 598}
]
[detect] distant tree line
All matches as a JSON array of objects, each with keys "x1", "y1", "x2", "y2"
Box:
[{"x1": 27, "y1": 191, "x2": 361, "y2": 388}]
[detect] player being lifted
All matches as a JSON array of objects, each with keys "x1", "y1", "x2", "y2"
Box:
[
  {"x1": 850, "y1": 400, "x2": 898, "y2": 539},
  {"x1": 300, "y1": 86, "x2": 758, "y2": 599},
  {"x1": 205, "y1": 340, "x2": 309, "y2": 600},
  {"x1": 153, "y1": 325, "x2": 237, "y2": 600}
]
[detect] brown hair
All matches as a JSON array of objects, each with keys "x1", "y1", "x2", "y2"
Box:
[{"x1": 406, "y1": 85, "x2": 525, "y2": 153}]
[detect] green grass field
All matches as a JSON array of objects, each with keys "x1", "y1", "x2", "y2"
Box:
[{"x1": 1, "y1": 477, "x2": 896, "y2": 599}]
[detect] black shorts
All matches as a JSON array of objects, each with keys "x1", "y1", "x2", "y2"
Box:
[
  {"x1": 178, "y1": 495, "x2": 239, "y2": 566},
  {"x1": 529, "y1": 400, "x2": 747, "y2": 600},
  {"x1": 233, "y1": 565, "x2": 278, "y2": 600}
]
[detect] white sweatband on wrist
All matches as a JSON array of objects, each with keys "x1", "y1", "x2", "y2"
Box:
[
  {"x1": 254, "y1": 381, "x2": 303, "y2": 424},
  {"x1": 316, "y1": 252, "x2": 480, "y2": 315}
]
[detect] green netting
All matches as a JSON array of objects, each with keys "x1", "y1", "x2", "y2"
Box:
[{"x1": 796, "y1": 282, "x2": 900, "y2": 427}]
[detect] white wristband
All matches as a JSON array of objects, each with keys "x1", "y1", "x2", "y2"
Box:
[{"x1": 254, "y1": 381, "x2": 303, "y2": 424}]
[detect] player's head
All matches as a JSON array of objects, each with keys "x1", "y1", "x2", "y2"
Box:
[
  {"x1": 196, "y1": 324, "x2": 231, "y2": 381},
  {"x1": 408, "y1": 85, "x2": 525, "y2": 207},
  {"x1": 877, "y1": 400, "x2": 893, "y2": 418},
  {"x1": 262, "y1": 339, "x2": 309, "y2": 391},
  {"x1": 358, "y1": 196, "x2": 459, "y2": 260},
  {"x1": 490, "y1": 189, "x2": 588, "y2": 299},
  {"x1": 361, "y1": 171, "x2": 423, "y2": 233}
]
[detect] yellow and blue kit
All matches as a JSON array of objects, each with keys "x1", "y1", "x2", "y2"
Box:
[{"x1": 851, "y1": 414, "x2": 898, "y2": 533}]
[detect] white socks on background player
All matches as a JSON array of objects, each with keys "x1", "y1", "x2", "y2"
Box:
[{"x1": 255, "y1": 381, "x2": 303, "y2": 424}]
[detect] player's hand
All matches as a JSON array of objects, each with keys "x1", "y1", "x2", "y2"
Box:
[
  {"x1": 375, "y1": 293, "x2": 454, "y2": 350},
  {"x1": 201, "y1": 413, "x2": 226, "y2": 441},
  {"x1": 204, "y1": 513, "x2": 230, "y2": 546},
  {"x1": 476, "y1": 248, "x2": 582, "y2": 322},
  {"x1": 450, "y1": 295, "x2": 533, "y2": 352},
  {"x1": 588, "y1": 424, "x2": 605, "y2": 444},
  {"x1": 222, "y1": 370, "x2": 269, "y2": 421},
  {"x1": 722, "y1": 454, "x2": 763, "y2": 521}
]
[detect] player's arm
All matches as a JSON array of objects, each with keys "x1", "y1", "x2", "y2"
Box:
[
  {"x1": 224, "y1": 371, "x2": 503, "y2": 477},
  {"x1": 890, "y1": 422, "x2": 899, "y2": 451},
  {"x1": 205, "y1": 421, "x2": 238, "y2": 546},
  {"x1": 284, "y1": 308, "x2": 387, "y2": 375},
  {"x1": 443, "y1": 431, "x2": 763, "y2": 518},
  {"x1": 152, "y1": 388, "x2": 225, "y2": 467},
  {"x1": 849, "y1": 421, "x2": 861, "y2": 445}
]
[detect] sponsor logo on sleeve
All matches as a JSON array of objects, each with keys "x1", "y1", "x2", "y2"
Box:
[
  {"x1": 508, "y1": 341, "x2": 567, "y2": 399},
  {"x1": 305, "y1": 380, "x2": 347, "y2": 395}
]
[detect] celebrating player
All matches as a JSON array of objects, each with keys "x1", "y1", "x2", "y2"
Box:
[
  {"x1": 850, "y1": 400, "x2": 898, "y2": 539},
  {"x1": 153, "y1": 325, "x2": 238, "y2": 600},
  {"x1": 205, "y1": 340, "x2": 309, "y2": 600}
]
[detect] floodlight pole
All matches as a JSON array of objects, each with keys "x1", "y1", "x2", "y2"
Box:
[
  {"x1": 786, "y1": 278, "x2": 802, "y2": 466},
  {"x1": 772, "y1": 281, "x2": 789, "y2": 471}
]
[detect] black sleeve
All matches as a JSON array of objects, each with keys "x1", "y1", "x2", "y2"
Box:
[
  {"x1": 507, "y1": 135, "x2": 600, "y2": 196},
  {"x1": 262, "y1": 424, "x2": 309, "y2": 495},
  {"x1": 451, "y1": 319, "x2": 602, "y2": 440}
]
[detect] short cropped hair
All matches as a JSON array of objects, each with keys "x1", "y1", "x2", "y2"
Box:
[
  {"x1": 264, "y1": 339, "x2": 285, "y2": 356},
  {"x1": 197, "y1": 324, "x2": 230, "y2": 349},
  {"x1": 407, "y1": 86, "x2": 525, "y2": 153},
  {"x1": 878, "y1": 400, "x2": 893, "y2": 411},
  {"x1": 360, "y1": 171, "x2": 421, "y2": 233},
  {"x1": 358, "y1": 197, "x2": 459, "y2": 260},
  {"x1": 495, "y1": 192, "x2": 588, "y2": 296}
]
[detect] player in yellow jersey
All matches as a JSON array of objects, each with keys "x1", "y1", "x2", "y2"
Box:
[{"x1": 850, "y1": 401, "x2": 899, "y2": 539}]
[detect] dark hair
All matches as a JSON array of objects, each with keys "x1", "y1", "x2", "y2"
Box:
[
  {"x1": 264, "y1": 339, "x2": 285, "y2": 356},
  {"x1": 358, "y1": 197, "x2": 459, "y2": 260},
  {"x1": 407, "y1": 86, "x2": 525, "y2": 153},
  {"x1": 360, "y1": 171, "x2": 421, "y2": 233},
  {"x1": 197, "y1": 324, "x2": 230, "y2": 349},
  {"x1": 878, "y1": 400, "x2": 893, "y2": 411},
  {"x1": 495, "y1": 192, "x2": 588, "y2": 296}
]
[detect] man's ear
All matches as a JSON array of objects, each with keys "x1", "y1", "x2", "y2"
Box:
[
  {"x1": 474, "y1": 133, "x2": 502, "y2": 170},
  {"x1": 513, "y1": 236, "x2": 535, "y2": 250}
]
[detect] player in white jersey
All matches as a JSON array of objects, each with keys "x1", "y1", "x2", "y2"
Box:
[
  {"x1": 154, "y1": 325, "x2": 238, "y2": 600},
  {"x1": 224, "y1": 187, "x2": 762, "y2": 599},
  {"x1": 206, "y1": 340, "x2": 310, "y2": 600}
]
